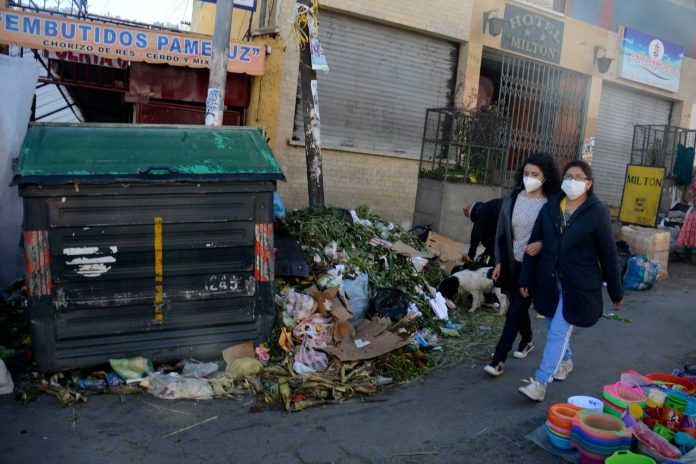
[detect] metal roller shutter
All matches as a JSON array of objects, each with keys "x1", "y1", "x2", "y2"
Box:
[
  {"x1": 293, "y1": 11, "x2": 458, "y2": 155},
  {"x1": 593, "y1": 83, "x2": 672, "y2": 207}
]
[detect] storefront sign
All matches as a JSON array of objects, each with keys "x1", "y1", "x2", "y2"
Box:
[
  {"x1": 619, "y1": 28, "x2": 683, "y2": 92},
  {"x1": 619, "y1": 165, "x2": 665, "y2": 227},
  {"x1": 0, "y1": 7, "x2": 265, "y2": 75},
  {"x1": 501, "y1": 4, "x2": 564, "y2": 64},
  {"x1": 41, "y1": 49, "x2": 129, "y2": 69}
]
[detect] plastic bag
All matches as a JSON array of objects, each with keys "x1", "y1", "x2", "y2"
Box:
[
  {"x1": 293, "y1": 341, "x2": 329, "y2": 374},
  {"x1": 623, "y1": 255, "x2": 660, "y2": 290},
  {"x1": 0, "y1": 360, "x2": 14, "y2": 395},
  {"x1": 616, "y1": 241, "x2": 631, "y2": 278},
  {"x1": 273, "y1": 192, "x2": 286, "y2": 219},
  {"x1": 368, "y1": 288, "x2": 409, "y2": 321},
  {"x1": 146, "y1": 373, "x2": 214, "y2": 400},
  {"x1": 341, "y1": 273, "x2": 370, "y2": 324},
  {"x1": 409, "y1": 224, "x2": 431, "y2": 243},
  {"x1": 181, "y1": 359, "x2": 219, "y2": 378},
  {"x1": 292, "y1": 314, "x2": 334, "y2": 348},
  {"x1": 225, "y1": 357, "x2": 263, "y2": 380},
  {"x1": 110, "y1": 356, "x2": 154, "y2": 380},
  {"x1": 282, "y1": 291, "x2": 317, "y2": 324}
]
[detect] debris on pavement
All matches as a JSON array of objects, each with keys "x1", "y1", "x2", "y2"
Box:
[{"x1": 2, "y1": 205, "x2": 511, "y2": 411}]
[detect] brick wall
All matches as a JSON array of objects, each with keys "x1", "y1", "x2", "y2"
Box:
[{"x1": 275, "y1": 146, "x2": 420, "y2": 225}]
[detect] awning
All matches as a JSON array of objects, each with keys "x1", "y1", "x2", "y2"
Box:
[
  {"x1": 0, "y1": 7, "x2": 265, "y2": 76},
  {"x1": 13, "y1": 123, "x2": 285, "y2": 185}
]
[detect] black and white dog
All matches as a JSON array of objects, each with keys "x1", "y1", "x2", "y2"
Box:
[{"x1": 437, "y1": 264, "x2": 509, "y2": 315}]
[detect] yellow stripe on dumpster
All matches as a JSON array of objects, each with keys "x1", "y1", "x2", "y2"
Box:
[{"x1": 154, "y1": 216, "x2": 164, "y2": 323}]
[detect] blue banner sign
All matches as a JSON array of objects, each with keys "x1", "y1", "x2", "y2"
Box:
[{"x1": 619, "y1": 28, "x2": 683, "y2": 92}]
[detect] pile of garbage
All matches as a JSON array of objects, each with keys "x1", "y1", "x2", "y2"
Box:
[{"x1": 2, "y1": 205, "x2": 509, "y2": 411}]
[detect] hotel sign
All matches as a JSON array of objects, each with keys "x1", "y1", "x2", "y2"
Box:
[{"x1": 501, "y1": 4, "x2": 564, "y2": 64}]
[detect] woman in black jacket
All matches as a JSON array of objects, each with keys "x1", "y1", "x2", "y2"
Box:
[
  {"x1": 484, "y1": 153, "x2": 560, "y2": 377},
  {"x1": 517, "y1": 160, "x2": 624, "y2": 401}
]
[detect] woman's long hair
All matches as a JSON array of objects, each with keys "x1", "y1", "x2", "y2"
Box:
[{"x1": 514, "y1": 152, "x2": 561, "y2": 196}]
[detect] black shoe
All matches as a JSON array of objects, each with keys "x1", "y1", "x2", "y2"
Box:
[{"x1": 513, "y1": 341, "x2": 535, "y2": 359}]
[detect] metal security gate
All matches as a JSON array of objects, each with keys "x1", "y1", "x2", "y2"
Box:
[
  {"x1": 293, "y1": 11, "x2": 458, "y2": 155},
  {"x1": 496, "y1": 53, "x2": 590, "y2": 181}
]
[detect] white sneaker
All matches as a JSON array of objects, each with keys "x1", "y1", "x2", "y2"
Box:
[
  {"x1": 512, "y1": 341, "x2": 535, "y2": 359},
  {"x1": 518, "y1": 377, "x2": 546, "y2": 401},
  {"x1": 553, "y1": 360, "x2": 573, "y2": 381},
  {"x1": 484, "y1": 362, "x2": 504, "y2": 377}
]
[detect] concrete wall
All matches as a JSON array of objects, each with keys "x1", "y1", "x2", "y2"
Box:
[{"x1": 413, "y1": 178, "x2": 502, "y2": 242}]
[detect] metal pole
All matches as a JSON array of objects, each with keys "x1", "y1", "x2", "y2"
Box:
[
  {"x1": 298, "y1": 0, "x2": 324, "y2": 207},
  {"x1": 205, "y1": 0, "x2": 234, "y2": 126}
]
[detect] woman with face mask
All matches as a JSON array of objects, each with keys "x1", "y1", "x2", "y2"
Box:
[
  {"x1": 517, "y1": 160, "x2": 624, "y2": 401},
  {"x1": 484, "y1": 153, "x2": 561, "y2": 377}
]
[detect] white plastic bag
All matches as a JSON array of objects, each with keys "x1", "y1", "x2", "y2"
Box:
[
  {"x1": 293, "y1": 341, "x2": 328, "y2": 374},
  {"x1": 146, "y1": 373, "x2": 214, "y2": 400},
  {"x1": 0, "y1": 360, "x2": 14, "y2": 395}
]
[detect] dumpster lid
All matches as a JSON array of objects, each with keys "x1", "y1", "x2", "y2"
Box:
[{"x1": 13, "y1": 123, "x2": 285, "y2": 185}]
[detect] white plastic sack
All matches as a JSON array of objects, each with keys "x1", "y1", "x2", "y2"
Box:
[
  {"x1": 341, "y1": 273, "x2": 370, "y2": 324},
  {"x1": 0, "y1": 55, "x2": 39, "y2": 289},
  {"x1": 0, "y1": 360, "x2": 14, "y2": 395},
  {"x1": 146, "y1": 373, "x2": 214, "y2": 400}
]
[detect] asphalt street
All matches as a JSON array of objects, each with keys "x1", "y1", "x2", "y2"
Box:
[{"x1": 1, "y1": 262, "x2": 694, "y2": 464}]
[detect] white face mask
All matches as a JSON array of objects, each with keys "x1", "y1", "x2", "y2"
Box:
[
  {"x1": 523, "y1": 176, "x2": 543, "y2": 193},
  {"x1": 562, "y1": 179, "x2": 588, "y2": 200}
]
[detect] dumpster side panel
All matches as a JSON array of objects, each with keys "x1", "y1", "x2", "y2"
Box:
[
  {"x1": 253, "y1": 190, "x2": 275, "y2": 342},
  {"x1": 21, "y1": 182, "x2": 276, "y2": 372}
]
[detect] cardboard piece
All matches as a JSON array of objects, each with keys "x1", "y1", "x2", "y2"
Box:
[
  {"x1": 309, "y1": 286, "x2": 357, "y2": 341},
  {"x1": 222, "y1": 341, "x2": 255, "y2": 366},
  {"x1": 391, "y1": 240, "x2": 435, "y2": 259},
  {"x1": 310, "y1": 287, "x2": 354, "y2": 321},
  {"x1": 321, "y1": 319, "x2": 411, "y2": 361},
  {"x1": 425, "y1": 231, "x2": 467, "y2": 273}
]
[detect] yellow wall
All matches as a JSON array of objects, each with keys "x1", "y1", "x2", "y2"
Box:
[{"x1": 192, "y1": 1, "x2": 285, "y2": 155}]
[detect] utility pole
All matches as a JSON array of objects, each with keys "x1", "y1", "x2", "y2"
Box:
[
  {"x1": 205, "y1": 0, "x2": 234, "y2": 126},
  {"x1": 297, "y1": 0, "x2": 325, "y2": 207}
]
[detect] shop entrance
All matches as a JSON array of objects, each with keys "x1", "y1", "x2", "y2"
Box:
[{"x1": 482, "y1": 51, "x2": 590, "y2": 183}]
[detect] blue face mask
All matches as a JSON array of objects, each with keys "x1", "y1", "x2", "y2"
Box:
[{"x1": 561, "y1": 179, "x2": 587, "y2": 200}]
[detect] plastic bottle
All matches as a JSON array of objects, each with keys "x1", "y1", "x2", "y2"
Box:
[{"x1": 75, "y1": 378, "x2": 106, "y2": 391}]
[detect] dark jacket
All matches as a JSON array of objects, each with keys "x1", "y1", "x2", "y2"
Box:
[
  {"x1": 519, "y1": 192, "x2": 624, "y2": 328},
  {"x1": 494, "y1": 190, "x2": 522, "y2": 295},
  {"x1": 468, "y1": 198, "x2": 502, "y2": 260}
]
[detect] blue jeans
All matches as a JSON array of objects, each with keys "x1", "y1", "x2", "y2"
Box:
[{"x1": 535, "y1": 282, "x2": 573, "y2": 385}]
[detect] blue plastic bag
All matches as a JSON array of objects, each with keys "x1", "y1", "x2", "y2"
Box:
[
  {"x1": 341, "y1": 273, "x2": 369, "y2": 324},
  {"x1": 273, "y1": 192, "x2": 286, "y2": 219},
  {"x1": 623, "y1": 255, "x2": 659, "y2": 290}
]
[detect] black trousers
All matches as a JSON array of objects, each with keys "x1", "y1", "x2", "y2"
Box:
[{"x1": 492, "y1": 260, "x2": 533, "y2": 364}]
